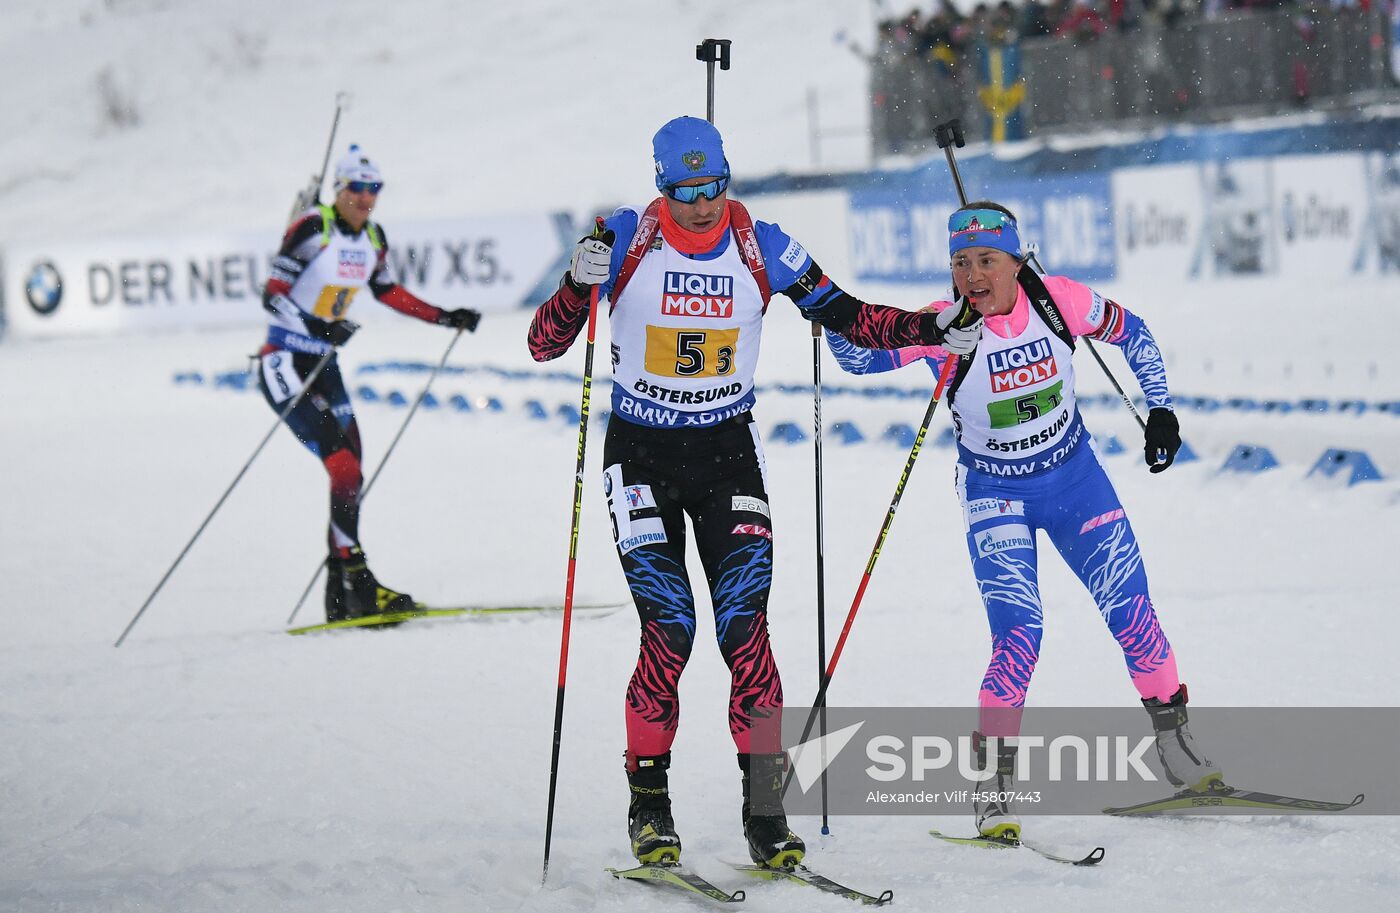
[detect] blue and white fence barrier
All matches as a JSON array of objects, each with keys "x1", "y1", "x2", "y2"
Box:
[{"x1": 173, "y1": 361, "x2": 1392, "y2": 487}]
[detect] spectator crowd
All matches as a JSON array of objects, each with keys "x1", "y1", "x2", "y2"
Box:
[
  {"x1": 858, "y1": 0, "x2": 1397, "y2": 152},
  {"x1": 870, "y1": 0, "x2": 1386, "y2": 57}
]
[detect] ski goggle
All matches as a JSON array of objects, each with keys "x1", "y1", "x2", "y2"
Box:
[
  {"x1": 948, "y1": 207, "x2": 1021, "y2": 257},
  {"x1": 663, "y1": 175, "x2": 729, "y2": 204},
  {"x1": 346, "y1": 181, "x2": 383, "y2": 195}
]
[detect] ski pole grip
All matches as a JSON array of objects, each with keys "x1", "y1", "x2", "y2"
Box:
[
  {"x1": 934, "y1": 119, "x2": 965, "y2": 150},
  {"x1": 955, "y1": 297, "x2": 980, "y2": 328},
  {"x1": 697, "y1": 38, "x2": 731, "y2": 69}
]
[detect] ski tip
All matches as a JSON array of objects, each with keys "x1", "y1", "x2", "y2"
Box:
[{"x1": 1081, "y1": 846, "x2": 1107, "y2": 865}]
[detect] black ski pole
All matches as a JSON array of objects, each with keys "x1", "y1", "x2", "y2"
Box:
[
  {"x1": 695, "y1": 38, "x2": 731, "y2": 123},
  {"x1": 116, "y1": 348, "x2": 337, "y2": 647},
  {"x1": 933, "y1": 119, "x2": 1145, "y2": 430},
  {"x1": 288, "y1": 92, "x2": 351, "y2": 224},
  {"x1": 285, "y1": 328, "x2": 467, "y2": 626},
  {"x1": 693, "y1": 35, "x2": 841, "y2": 830},
  {"x1": 810, "y1": 322, "x2": 831, "y2": 835},
  {"x1": 542, "y1": 221, "x2": 607, "y2": 884},
  {"x1": 785, "y1": 353, "x2": 965, "y2": 793}
]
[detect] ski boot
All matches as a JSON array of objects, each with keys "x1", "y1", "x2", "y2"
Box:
[
  {"x1": 1143, "y1": 684, "x2": 1223, "y2": 792},
  {"x1": 325, "y1": 555, "x2": 349, "y2": 622},
  {"x1": 626, "y1": 751, "x2": 681, "y2": 864},
  {"x1": 337, "y1": 547, "x2": 415, "y2": 620},
  {"x1": 972, "y1": 732, "x2": 1021, "y2": 841},
  {"x1": 739, "y1": 752, "x2": 805, "y2": 868}
]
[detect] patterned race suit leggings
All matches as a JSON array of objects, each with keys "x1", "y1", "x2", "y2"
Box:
[
  {"x1": 602, "y1": 413, "x2": 784, "y2": 758},
  {"x1": 956, "y1": 441, "x2": 1181, "y2": 737},
  {"x1": 257, "y1": 347, "x2": 363, "y2": 558}
]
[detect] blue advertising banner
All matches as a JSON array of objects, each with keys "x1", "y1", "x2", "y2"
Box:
[{"x1": 849, "y1": 173, "x2": 1115, "y2": 284}]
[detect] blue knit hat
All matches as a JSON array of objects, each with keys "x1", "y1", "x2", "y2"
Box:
[{"x1": 652, "y1": 116, "x2": 730, "y2": 190}]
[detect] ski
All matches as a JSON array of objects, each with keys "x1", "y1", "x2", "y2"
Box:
[
  {"x1": 607, "y1": 863, "x2": 745, "y2": 904},
  {"x1": 929, "y1": 828, "x2": 1105, "y2": 866},
  {"x1": 287, "y1": 601, "x2": 627, "y2": 635},
  {"x1": 728, "y1": 862, "x2": 892, "y2": 906},
  {"x1": 1103, "y1": 786, "x2": 1365, "y2": 816}
]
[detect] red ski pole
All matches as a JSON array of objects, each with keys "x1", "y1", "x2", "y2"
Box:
[
  {"x1": 789, "y1": 350, "x2": 962, "y2": 759},
  {"x1": 542, "y1": 220, "x2": 606, "y2": 883}
]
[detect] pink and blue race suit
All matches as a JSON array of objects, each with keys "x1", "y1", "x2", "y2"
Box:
[{"x1": 827, "y1": 276, "x2": 1183, "y2": 736}]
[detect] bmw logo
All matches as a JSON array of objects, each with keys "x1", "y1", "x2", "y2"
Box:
[{"x1": 25, "y1": 261, "x2": 63, "y2": 315}]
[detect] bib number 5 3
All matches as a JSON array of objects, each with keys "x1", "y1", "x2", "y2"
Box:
[{"x1": 645, "y1": 326, "x2": 738, "y2": 378}]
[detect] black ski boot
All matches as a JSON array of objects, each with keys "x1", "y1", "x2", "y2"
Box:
[
  {"x1": 626, "y1": 751, "x2": 681, "y2": 864},
  {"x1": 325, "y1": 555, "x2": 349, "y2": 622},
  {"x1": 1142, "y1": 684, "x2": 1223, "y2": 792},
  {"x1": 972, "y1": 732, "x2": 1021, "y2": 841},
  {"x1": 340, "y1": 547, "x2": 415, "y2": 619},
  {"x1": 739, "y1": 752, "x2": 805, "y2": 868}
]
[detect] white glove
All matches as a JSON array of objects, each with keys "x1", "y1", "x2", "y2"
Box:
[
  {"x1": 934, "y1": 298, "x2": 983, "y2": 355},
  {"x1": 568, "y1": 234, "x2": 613, "y2": 288}
]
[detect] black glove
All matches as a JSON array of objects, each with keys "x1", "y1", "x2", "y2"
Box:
[
  {"x1": 438, "y1": 307, "x2": 481, "y2": 332},
  {"x1": 918, "y1": 296, "x2": 983, "y2": 354},
  {"x1": 1144, "y1": 408, "x2": 1180, "y2": 473},
  {"x1": 305, "y1": 315, "x2": 359, "y2": 347}
]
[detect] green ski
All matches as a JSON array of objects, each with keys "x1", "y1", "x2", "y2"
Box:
[
  {"x1": 607, "y1": 863, "x2": 745, "y2": 903},
  {"x1": 728, "y1": 862, "x2": 892, "y2": 905},
  {"x1": 929, "y1": 829, "x2": 1105, "y2": 866},
  {"x1": 287, "y1": 602, "x2": 627, "y2": 635},
  {"x1": 1103, "y1": 787, "x2": 1364, "y2": 816}
]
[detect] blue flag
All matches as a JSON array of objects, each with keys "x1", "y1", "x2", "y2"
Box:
[{"x1": 976, "y1": 43, "x2": 1026, "y2": 143}]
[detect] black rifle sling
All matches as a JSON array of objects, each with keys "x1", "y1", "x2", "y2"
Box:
[{"x1": 943, "y1": 266, "x2": 1074, "y2": 404}]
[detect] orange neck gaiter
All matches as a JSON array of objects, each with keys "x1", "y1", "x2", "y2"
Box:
[{"x1": 658, "y1": 199, "x2": 732, "y2": 255}]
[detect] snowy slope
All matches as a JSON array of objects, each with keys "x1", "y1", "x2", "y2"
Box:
[
  {"x1": 3, "y1": 2, "x2": 1399, "y2": 912},
  {"x1": 0, "y1": 0, "x2": 874, "y2": 245}
]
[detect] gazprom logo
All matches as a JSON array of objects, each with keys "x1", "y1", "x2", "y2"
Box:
[
  {"x1": 662, "y1": 271, "x2": 733, "y2": 318},
  {"x1": 977, "y1": 524, "x2": 1034, "y2": 556}
]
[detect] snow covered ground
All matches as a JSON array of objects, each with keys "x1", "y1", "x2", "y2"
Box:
[
  {"x1": 3, "y1": 304, "x2": 1397, "y2": 912},
  {"x1": 3, "y1": 2, "x2": 1399, "y2": 912}
]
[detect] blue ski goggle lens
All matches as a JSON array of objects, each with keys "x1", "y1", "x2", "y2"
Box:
[
  {"x1": 664, "y1": 176, "x2": 729, "y2": 204},
  {"x1": 948, "y1": 207, "x2": 1021, "y2": 257},
  {"x1": 347, "y1": 181, "x2": 383, "y2": 194},
  {"x1": 949, "y1": 208, "x2": 1014, "y2": 233}
]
